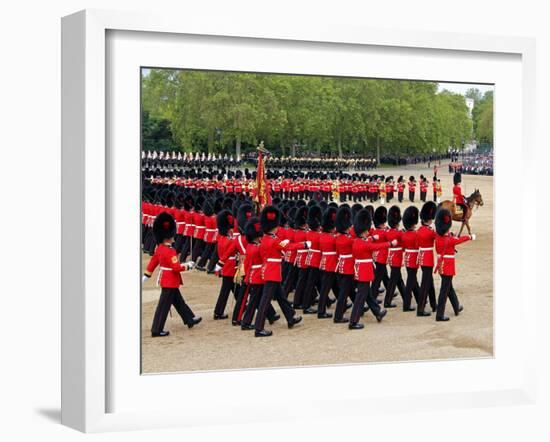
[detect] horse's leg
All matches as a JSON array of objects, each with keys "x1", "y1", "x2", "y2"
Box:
[
  {"x1": 466, "y1": 220, "x2": 472, "y2": 236},
  {"x1": 458, "y1": 222, "x2": 464, "y2": 236}
]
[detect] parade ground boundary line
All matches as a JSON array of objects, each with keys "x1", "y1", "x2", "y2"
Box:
[{"x1": 61, "y1": 9, "x2": 537, "y2": 432}]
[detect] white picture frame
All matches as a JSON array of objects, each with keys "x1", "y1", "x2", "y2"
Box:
[{"x1": 61, "y1": 9, "x2": 537, "y2": 433}]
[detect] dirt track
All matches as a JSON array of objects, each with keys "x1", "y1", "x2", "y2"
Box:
[{"x1": 141, "y1": 163, "x2": 493, "y2": 374}]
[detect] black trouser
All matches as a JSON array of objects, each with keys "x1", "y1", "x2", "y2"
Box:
[
  {"x1": 433, "y1": 191, "x2": 437, "y2": 202},
  {"x1": 371, "y1": 262, "x2": 389, "y2": 299},
  {"x1": 404, "y1": 267, "x2": 420, "y2": 310},
  {"x1": 214, "y1": 276, "x2": 238, "y2": 316},
  {"x1": 350, "y1": 282, "x2": 381, "y2": 325},
  {"x1": 173, "y1": 233, "x2": 184, "y2": 253},
  {"x1": 302, "y1": 267, "x2": 322, "y2": 310},
  {"x1": 241, "y1": 285, "x2": 277, "y2": 326},
  {"x1": 409, "y1": 190, "x2": 415, "y2": 202},
  {"x1": 398, "y1": 191, "x2": 403, "y2": 202},
  {"x1": 292, "y1": 267, "x2": 309, "y2": 308},
  {"x1": 420, "y1": 191, "x2": 426, "y2": 202},
  {"x1": 206, "y1": 248, "x2": 219, "y2": 272},
  {"x1": 255, "y1": 281, "x2": 296, "y2": 331},
  {"x1": 334, "y1": 274, "x2": 354, "y2": 321},
  {"x1": 283, "y1": 264, "x2": 299, "y2": 298},
  {"x1": 151, "y1": 287, "x2": 195, "y2": 334},
  {"x1": 197, "y1": 242, "x2": 215, "y2": 268},
  {"x1": 191, "y1": 238, "x2": 205, "y2": 262},
  {"x1": 282, "y1": 261, "x2": 291, "y2": 283},
  {"x1": 384, "y1": 266, "x2": 407, "y2": 307},
  {"x1": 417, "y1": 266, "x2": 437, "y2": 313},
  {"x1": 179, "y1": 236, "x2": 192, "y2": 262},
  {"x1": 436, "y1": 275, "x2": 461, "y2": 318},
  {"x1": 317, "y1": 271, "x2": 338, "y2": 315}
]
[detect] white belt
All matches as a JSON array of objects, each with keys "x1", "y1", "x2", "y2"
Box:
[
  {"x1": 309, "y1": 249, "x2": 320, "y2": 253},
  {"x1": 355, "y1": 259, "x2": 372, "y2": 263},
  {"x1": 187, "y1": 224, "x2": 196, "y2": 227},
  {"x1": 419, "y1": 247, "x2": 432, "y2": 251},
  {"x1": 439, "y1": 255, "x2": 455, "y2": 259},
  {"x1": 227, "y1": 257, "x2": 236, "y2": 260},
  {"x1": 205, "y1": 229, "x2": 217, "y2": 232},
  {"x1": 267, "y1": 258, "x2": 282, "y2": 263},
  {"x1": 297, "y1": 249, "x2": 307, "y2": 253},
  {"x1": 176, "y1": 222, "x2": 185, "y2": 225},
  {"x1": 404, "y1": 249, "x2": 419, "y2": 253},
  {"x1": 389, "y1": 247, "x2": 402, "y2": 251},
  {"x1": 159, "y1": 266, "x2": 173, "y2": 271},
  {"x1": 251, "y1": 264, "x2": 262, "y2": 269},
  {"x1": 322, "y1": 252, "x2": 337, "y2": 255},
  {"x1": 195, "y1": 226, "x2": 205, "y2": 229},
  {"x1": 339, "y1": 254, "x2": 352, "y2": 259}
]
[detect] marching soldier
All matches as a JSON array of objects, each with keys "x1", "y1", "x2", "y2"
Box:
[
  {"x1": 433, "y1": 209, "x2": 476, "y2": 321},
  {"x1": 408, "y1": 176, "x2": 416, "y2": 202},
  {"x1": 453, "y1": 172, "x2": 468, "y2": 221},
  {"x1": 301, "y1": 205, "x2": 323, "y2": 314},
  {"x1": 254, "y1": 206, "x2": 309, "y2": 337},
  {"x1": 397, "y1": 176, "x2": 405, "y2": 203},
  {"x1": 333, "y1": 206, "x2": 356, "y2": 324},
  {"x1": 143, "y1": 212, "x2": 201, "y2": 337},
  {"x1": 370, "y1": 206, "x2": 390, "y2": 301},
  {"x1": 401, "y1": 206, "x2": 421, "y2": 311},
  {"x1": 416, "y1": 201, "x2": 438, "y2": 316},
  {"x1": 349, "y1": 209, "x2": 392, "y2": 329},
  {"x1": 317, "y1": 207, "x2": 339, "y2": 319},
  {"x1": 384, "y1": 206, "x2": 410, "y2": 310}
]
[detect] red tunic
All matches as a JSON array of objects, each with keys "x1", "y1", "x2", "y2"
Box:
[
  {"x1": 319, "y1": 232, "x2": 338, "y2": 272},
  {"x1": 182, "y1": 209, "x2": 195, "y2": 236},
  {"x1": 416, "y1": 225, "x2": 436, "y2": 267},
  {"x1": 244, "y1": 242, "x2": 264, "y2": 285},
  {"x1": 192, "y1": 211, "x2": 205, "y2": 239},
  {"x1": 385, "y1": 228, "x2": 404, "y2": 267},
  {"x1": 401, "y1": 230, "x2": 419, "y2": 269},
  {"x1": 260, "y1": 233, "x2": 304, "y2": 282},
  {"x1": 217, "y1": 234, "x2": 237, "y2": 277},
  {"x1": 352, "y1": 237, "x2": 391, "y2": 282},
  {"x1": 203, "y1": 215, "x2": 217, "y2": 243},
  {"x1": 144, "y1": 243, "x2": 190, "y2": 288},
  {"x1": 434, "y1": 234, "x2": 471, "y2": 276},
  {"x1": 305, "y1": 229, "x2": 321, "y2": 268},
  {"x1": 282, "y1": 228, "x2": 296, "y2": 263},
  {"x1": 371, "y1": 227, "x2": 389, "y2": 264},
  {"x1": 453, "y1": 184, "x2": 465, "y2": 205},
  {"x1": 335, "y1": 233, "x2": 355, "y2": 275},
  {"x1": 293, "y1": 228, "x2": 309, "y2": 269}
]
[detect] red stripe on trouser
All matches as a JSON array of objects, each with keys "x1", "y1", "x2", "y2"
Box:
[{"x1": 236, "y1": 285, "x2": 251, "y2": 322}]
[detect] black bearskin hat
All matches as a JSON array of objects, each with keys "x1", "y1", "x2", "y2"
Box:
[
  {"x1": 216, "y1": 209, "x2": 234, "y2": 236},
  {"x1": 435, "y1": 209, "x2": 453, "y2": 235},
  {"x1": 260, "y1": 205, "x2": 281, "y2": 233},
  {"x1": 373, "y1": 206, "x2": 387, "y2": 227},
  {"x1": 237, "y1": 203, "x2": 254, "y2": 233},
  {"x1": 402, "y1": 206, "x2": 419, "y2": 230},
  {"x1": 398, "y1": 175, "x2": 403, "y2": 183},
  {"x1": 351, "y1": 203, "x2": 363, "y2": 217},
  {"x1": 287, "y1": 207, "x2": 298, "y2": 229},
  {"x1": 420, "y1": 201, "x2": 437, "y2": 223},
  {"x1": 307, "y1": 205, "x2": 322, "y2": 230},
  {"x1": 296, "y1": 199, "x2": 306, "y2": 208},
  {"x1": 153, "y1": 212, "x2": 177, "y2": 243},
  {"x1": 203, "y1": 199, "x2": 214, "y2": 217},
  {"x1": 294, "y1": 206, "x2": 308, "y2": 228},
  {"x1": 387, "y1": 205, "x2": 401, "y2": 228},
  {"x1": 195, "y1": 195, "x2": 205, "y2": 212},
  {"x1": 453, "y1": 172, "x2": 462, "y2": 185},
  {"x1": 222, "y1": 197, "x2": 234, "y2": 211},
  {"x1": 335, "y1": 206, "x2": 352, "y2": 234},
  {"x1": 365, "y1": 205, "x2": 374, "y2": 221},
  {"x1": 353, "y1": 209, "x2": 373, "y2": 237},
  {"x1": 409, "y1": 175, "x2": 415, "y2": 182},
  {"x1": 321, "y1": 207, "x2": 337, "y2": 232},
  {"x1": 183, "y1": 194, "x2": 194, "y2": 211},
  {"x1": 244, "y1": 217, "x2": 263, "y2": 243}
]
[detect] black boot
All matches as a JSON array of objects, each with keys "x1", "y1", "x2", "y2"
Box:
[{"x1": 255, "y1": 329, "x2": 273, "y2": 337}]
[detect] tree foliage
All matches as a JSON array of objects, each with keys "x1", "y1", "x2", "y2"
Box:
[{"x1": 141, "y1": 69, "x2": 476, "y2": 158}]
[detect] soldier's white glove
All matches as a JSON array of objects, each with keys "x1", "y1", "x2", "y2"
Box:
[
  {"x1": 279, "y1": 239, "x2": 290, "y2": 247},
  {"x1": 142, "y1": 275, "x2": 150, "y2": 284},
  {"x1": 470, "y1": 234, "x2": 477, "y2": 241},
  {"x1": 185, "y1": 261, "x2": 196, "y2": 270},
  {"x1": 390, "y1": 239, "x2": 398, "y2": 247},
  {"x1": 372, "y1": 234, "x2": 379, "y2": 241},
  {"x1": 304, "y1": 241, "x2": 312, "y2": 248},
  {"x1": 214, "y1": 264, "x2": 223, "y2": 272}
]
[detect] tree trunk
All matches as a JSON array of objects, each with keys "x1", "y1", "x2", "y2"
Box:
[
  {"x1": 291, "y1": 144, "x2": 296, "y2": 157},
  {"x1": 337, "y1": 130, "x2": 343, "y2": 158},
  {"x1": 280, "y1": 139, "x2": 285, "y2": 156},
  {"x1": 236, "y1": 134, "x2": 241, "y2": 160},
  {"x1": 376, "y1": 136, "x2": 381, "y2": 165}
]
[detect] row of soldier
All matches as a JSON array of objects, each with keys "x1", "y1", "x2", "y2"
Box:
[
  {"x1": 143, "y1": 190, "x2": 475, "y2": 337},
  {"x1": 143, "y1": 173, "x2": 443, "y2": 205}
]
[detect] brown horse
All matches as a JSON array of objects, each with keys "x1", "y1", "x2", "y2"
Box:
[{"x1": 439, "y1": 189, "x2": 484, "y2": 236}]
